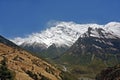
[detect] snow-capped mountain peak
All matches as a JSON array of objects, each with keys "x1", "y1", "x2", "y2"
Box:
[
  {"x1": 11, "y1": 21, "x2": 120, "y2": 49},
  {"x1": 82, "y1": 27, "x2": 118, "y2": 39},
  {"x1": 105, "y1": 22, "x2": 120, "y2": 37}
]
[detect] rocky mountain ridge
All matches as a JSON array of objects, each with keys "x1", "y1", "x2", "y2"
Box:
[
  {"x1": 67, "y1": 27, "x2": 120, "y2": 55},
  {"x1": 11, "y1": 22, "x2": 120, "y2": 49}
]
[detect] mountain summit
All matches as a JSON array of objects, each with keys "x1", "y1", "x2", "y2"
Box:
[
  {"x1": 11, "y1": 21, "x2": 120, "y2": 59},
  {"x1": 11, "y1": 21, "x2": 120, "y2": 48}
]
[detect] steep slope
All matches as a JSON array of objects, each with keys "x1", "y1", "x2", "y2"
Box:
[
  {"x1": 56, "y1": 27, "x2": 120, "y2": 79},
  {"x1": 0, "y1": 35, "x2": 18, "y2": 47},
  {"x1": 0, "y1": 35, "x2": 76, "y2": 80},
  {"x1": 11, "y1": 21, "x2": 120, "y2": 59},
  {"x1": 68, "y1": 27, "x2": 120, "y2": 55}
]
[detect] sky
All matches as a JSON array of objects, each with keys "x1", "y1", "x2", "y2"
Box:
[{"x1": 0, "y1": 0, "x2": 120, "y2": 38}]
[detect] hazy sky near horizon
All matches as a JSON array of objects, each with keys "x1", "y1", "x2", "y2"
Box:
[{"x1": 0, "y1": 0, "x2": 120, "y2": 38}]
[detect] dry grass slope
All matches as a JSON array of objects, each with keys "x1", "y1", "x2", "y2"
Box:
[{"x1": 0, "y1": 43, "x2": 62, "y2": 80}]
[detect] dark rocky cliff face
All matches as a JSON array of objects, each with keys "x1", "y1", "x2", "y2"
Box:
[{"x1": 67, "y1": 27, "x2": 120, "y2": 55}]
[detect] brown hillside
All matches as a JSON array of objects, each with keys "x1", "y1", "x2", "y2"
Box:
[{"x1": 0, "y1": 42, "x2": 62, "y2": 80}]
